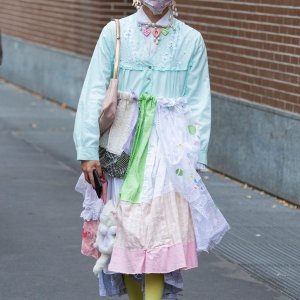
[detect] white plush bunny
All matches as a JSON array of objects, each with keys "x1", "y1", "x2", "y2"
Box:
[{"x1": 93, "y1": 200, "x2": 117, "y2": 276}]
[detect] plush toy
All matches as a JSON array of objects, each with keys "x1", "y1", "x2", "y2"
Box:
[{"x1": 92, "y1": 199, "x2": 117, "y2": 276}]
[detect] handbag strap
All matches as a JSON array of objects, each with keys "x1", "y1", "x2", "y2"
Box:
[{"x1": 113, "y1": 19, "x2": 121, "y2": 79}]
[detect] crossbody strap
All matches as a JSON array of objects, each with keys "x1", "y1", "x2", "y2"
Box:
[{"x1": 113, "y1": 19, "x2": 121, "y2": 79}]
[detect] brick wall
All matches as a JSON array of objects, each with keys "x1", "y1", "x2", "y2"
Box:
[
  {"x1": 179, "y1": 1, "x2": 300, "y2": 114},
  {"x1": 0, "y1": 0, "x2": 299, "y2": 113},
  {"x1": 0, "y1": 0, "x2": 134, "y2": 54}
]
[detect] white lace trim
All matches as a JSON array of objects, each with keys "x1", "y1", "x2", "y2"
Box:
[
  {"x1": 75, "y1": 173, "x2": 103, "y2": 221},
  {"x1": 121, "y1": 13, "x2": 184, "y2": 71},
  {"x1": 154, "y1": 98, "x2": 231, "y2": 252}
]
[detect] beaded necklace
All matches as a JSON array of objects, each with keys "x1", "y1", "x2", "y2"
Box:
[{"x1": 137, "y1": 11, "x2": 176, "y2": 45}]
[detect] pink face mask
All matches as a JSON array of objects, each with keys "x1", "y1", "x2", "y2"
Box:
[{"x1": 143, "y1": 0, "x2": 173, "y2": 15}]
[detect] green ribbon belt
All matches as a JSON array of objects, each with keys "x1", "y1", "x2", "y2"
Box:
[{"x1": 119, "y1": 93, "x2": 157, "y2": 204}]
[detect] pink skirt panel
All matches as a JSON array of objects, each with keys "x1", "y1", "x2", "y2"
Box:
[{"x1": 108, "y1": 241, "x2": 198, "y2": 274}]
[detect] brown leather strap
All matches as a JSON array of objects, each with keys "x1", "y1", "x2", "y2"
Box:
[{"x1": 113, "y1": 19, "x2": 121, "y2": 79}]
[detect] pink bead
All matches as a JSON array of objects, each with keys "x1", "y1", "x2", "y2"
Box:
[
  {"x1": 143, "y1": 27, "x2": 151, "y2": 37},
  {"x1": 152, "y1": 28, "x2": 161, "y2": 38}
]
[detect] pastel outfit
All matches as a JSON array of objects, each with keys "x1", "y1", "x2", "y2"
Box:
[{"x1": 74, "y1": 7, "x2": 230, "y2": 299}]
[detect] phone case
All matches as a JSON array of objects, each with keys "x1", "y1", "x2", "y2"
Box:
[{"x1": 93, "y1": 169, "x2": 102, "y2": 199}]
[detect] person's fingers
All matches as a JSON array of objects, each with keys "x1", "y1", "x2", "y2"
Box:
[
  {"x1": 81, "y1": 161, "x2": 90, "y2": 184},
  {"x1": 84, "y1": 171, "x2": 90, "y2": 184},
  {"x1": 81, "y1": 160, "x2": 101, "y2": 188},
  {"x1": 88, "y1": 169, "x2": 96, "y2": 189}
]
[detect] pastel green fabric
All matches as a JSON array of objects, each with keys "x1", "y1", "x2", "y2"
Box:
[
  {"x1": 119, "y1": 93, "x2": 157, "y2": 203},
  {"x1": 73, "y1": 7, "x2": 211, "y2": 165}
]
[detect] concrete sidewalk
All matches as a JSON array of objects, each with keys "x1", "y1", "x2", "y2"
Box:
[{"x1": 0, "y1": 80, "x2": 298, "y2": 300}]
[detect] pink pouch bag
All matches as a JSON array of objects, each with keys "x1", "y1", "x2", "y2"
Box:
[
  {"x1": 81, "y1": 172, "x2": 108, "y2": 259},
  {"x1": 81, "y1": 220, "x2": 100, "y2": 259}
]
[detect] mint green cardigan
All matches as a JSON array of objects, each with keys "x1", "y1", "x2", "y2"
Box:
[{"x1": 73, "y1": 9, "x2": 211, "y2": 165}]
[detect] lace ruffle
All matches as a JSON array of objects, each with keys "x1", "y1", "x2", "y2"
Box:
[
  {"x1": 155, "y1": 97, "x2": 231, "y2": 252},
  {"x1": 75, "y1": 173, "x2": 103, "y2": 221}
]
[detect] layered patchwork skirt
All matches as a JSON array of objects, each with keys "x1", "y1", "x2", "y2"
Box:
[{"x1": 75, "y1": 92, "x2": 230, "y2": 298}]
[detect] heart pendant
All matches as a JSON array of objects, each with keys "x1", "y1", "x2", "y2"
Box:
[
  {"x1": 161, "y1": 27, "x2": 170, "y2": 36},
  {"x1": 152, "y1": 28, "x2": 161, "y2": 38},
  {"x1": 143, "y1": 27, "x2": 151, "y2": 37}
]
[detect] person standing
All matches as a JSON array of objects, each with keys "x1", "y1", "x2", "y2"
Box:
[{"x1": 73, "y1": 1, "x2": 231, "y2": 299}]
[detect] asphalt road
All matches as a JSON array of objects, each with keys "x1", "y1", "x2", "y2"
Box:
[{"x1": 0, "y1": 80, "x2": 296, "y2": 300}]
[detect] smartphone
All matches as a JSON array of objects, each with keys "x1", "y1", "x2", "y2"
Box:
[{"x1": 93, "y1": 169, "x2": 102, "y2": 199}]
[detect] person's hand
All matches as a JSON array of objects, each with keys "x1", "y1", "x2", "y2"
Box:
[{"x1": 81, "y1": 160, "x2": 102, "y2": 189}]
